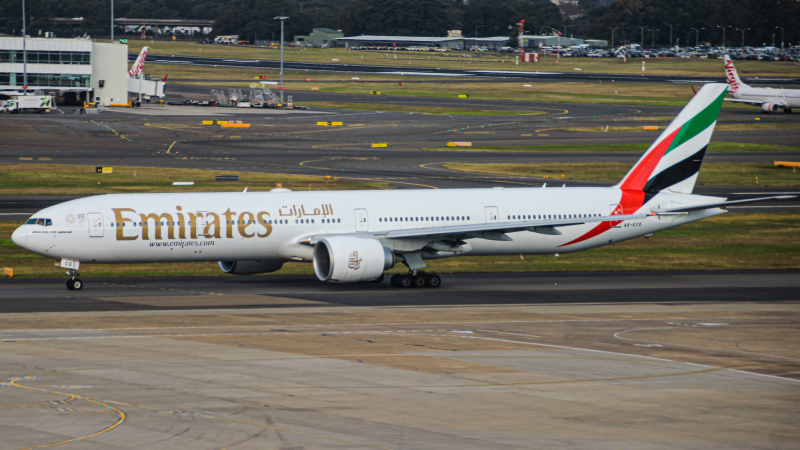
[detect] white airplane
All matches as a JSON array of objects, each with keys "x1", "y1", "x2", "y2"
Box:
[
  {"x1": 11, "y1": 84, "x2": 794, "y2": 290},
  {"x1": 128, "y1": 46, "x2": 148, "y2": 79},
  {"x1": 722, "y1": 55, "x2": 800, "y2": 113},
  {"x1": 128, "y1": 47, "x2": 167, "y2": 102}
]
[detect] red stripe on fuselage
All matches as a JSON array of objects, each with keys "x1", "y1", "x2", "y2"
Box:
[
  {"x1": 558, "y1": 127, "x2": 679, "y2": 248},
  {"x1": 557, "y1": 189, "x2": 645, "y2": 248}
]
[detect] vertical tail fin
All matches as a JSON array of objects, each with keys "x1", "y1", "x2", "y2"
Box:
[
  {"x1": 128, "y1": 46, "x2": 149, "y2": 79},
  {"x1": 617, "y1": 83, "x2": 727, "y2": 195},
  {"x1": 723, "y1": 55, "x2": 747, "y2": 93}
]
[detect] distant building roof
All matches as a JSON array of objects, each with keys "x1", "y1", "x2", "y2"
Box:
[
  {"x1": 313, "y1": 28, "x2": 342, "y2": 34},
  {"x1": 336, "y1": 36, "x2": 461, "y2": 43},
  {"x1": 464, "y1": 37, "x2": 510, "y2": 42}
]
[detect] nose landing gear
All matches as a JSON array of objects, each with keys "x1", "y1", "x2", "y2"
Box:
[
  {"x1": 65, "y1": 269, "x2": 83, "y2": 290},
  {"x1": 390, "y1": 271, "x2": 441, "y2": 289}
]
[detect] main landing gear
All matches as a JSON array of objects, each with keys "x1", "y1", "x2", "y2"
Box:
[
  {"x1": 390, "y1": 271, "x2": 441, "y2": 289},
  {"x1": 66, "y1": 269, "x2": 83, "y2": 290}
]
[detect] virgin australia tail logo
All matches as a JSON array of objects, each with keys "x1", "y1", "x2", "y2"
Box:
[{"x1": 348, "y1": 251, "x2": 362, "y2": 270}]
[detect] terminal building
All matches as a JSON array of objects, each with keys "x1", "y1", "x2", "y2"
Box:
[
  {"x1": 294, "y1": 28, "x2": 344, "y2": 47},
  {"x1": 0, "y1": 37, "x2": 128, "y2": 105},
  {"x1": 335, "y1": 35, "x2": 464, "y2": 49}
]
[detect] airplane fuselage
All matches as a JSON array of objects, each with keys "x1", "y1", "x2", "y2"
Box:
[
  {"x1": 731, "y1": 85, "x2": 800, "y2": 108},
  {"x1": 13, "y1": 188, "x2": 721, "y2": 265}
]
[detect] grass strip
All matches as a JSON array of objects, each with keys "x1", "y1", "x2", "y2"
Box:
[
  {"x1": 133, "y1": 42, "x2": 800, "y2": 78},
  {"x1": 421, "y1": 143, "x2": 800, "y2": 154},
  {"x1": 2, "y1": 213, "x2": 798, "y2": 278},
  {"x1": 0, "y1": 164, "x2": 390, "y2": 195},
  {"x1": 565, "y1": 122, "x2": 800, "y2": 133},
  {"x1": 442, "y1": 162, "x2": 800, "y2": 186}
]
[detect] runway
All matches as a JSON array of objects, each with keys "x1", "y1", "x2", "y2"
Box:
[
  {"x1": 1, "y1": 270, "x2": 799, "y2": 313},
  {"x1": 138, "y1": 53, "x2": 800, "y2": 86},
  {"x1": 1, "y1": 270, "x2": 799, "y2": 449}
]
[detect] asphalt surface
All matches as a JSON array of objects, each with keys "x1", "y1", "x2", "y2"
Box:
[
  {"x1": 138, "y1": 53, "x2": 800, "y2": 86},
  {"x1": 2, "y1": 271, "x2": 798, "y2": 313},
  {"x1": 2, "y1": 89, "x2": 798, "y2": 216}
]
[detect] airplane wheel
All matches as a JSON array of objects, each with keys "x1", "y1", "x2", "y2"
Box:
[
  {"x1": 66, "y1": 278, "x2": 83, "y2": 290},
  {"x1": 412, "y1": 275, "x2": 427, "y2": 288},
  {"x1": 399, "y1": 275, "x2": 413, "y2": 288},
  {"x1": 390, "y1": 274, "x2": 401, "y2": 287},
  {"x1": 785, "y1": 108, "x2": 793, "y2": 114},
  {"x1": 427, "y1": 274, "x2": 441, "y2": 288}
]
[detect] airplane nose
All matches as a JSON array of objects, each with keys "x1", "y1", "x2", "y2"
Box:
[{"x1": 11, "y1": 226, "x2": 28, "y2": 248}]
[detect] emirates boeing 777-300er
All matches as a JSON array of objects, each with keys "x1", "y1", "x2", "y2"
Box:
[
  {"x1": 11, "y1": 84, "x2": 794, "y2": 290},
  {"x1": 722, "y1": 54, "x2": 800, "y2": 113}
]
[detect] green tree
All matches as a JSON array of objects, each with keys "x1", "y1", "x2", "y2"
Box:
[{"x1": 338, "y1": 0, "x2": 460, "y2": 36}]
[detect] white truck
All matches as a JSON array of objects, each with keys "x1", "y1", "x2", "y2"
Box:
[
  {"x1": 214, "y1": 35, "x2": 239, "y2": 45},
  {"x1": 0, "y1": 95, "x2": 53, "y2": 114}
]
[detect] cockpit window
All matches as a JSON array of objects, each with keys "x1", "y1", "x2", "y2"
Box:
[{"x1": 25, "y1": 218, "x2": 52, "y2": 226}]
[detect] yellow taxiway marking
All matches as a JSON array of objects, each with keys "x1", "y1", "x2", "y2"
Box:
[
  {"x1": 538, "y1": 134, "x2": 549, "y2": 137},
  {"x1": 8, "y1": 378, "x2": 126, "y2": 450},
  {"x1": 166, "y1": 141, "x2": 178, "y2": 154},
  {"x1": 144, "y1": 123, "x2": 207, "y2": 133},
  {"x1": 521, "y1": 134, "x2": 532, "y2": 136}
]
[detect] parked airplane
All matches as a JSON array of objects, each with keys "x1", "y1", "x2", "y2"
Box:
[
  {"x1": 723, "y1": 55, "x2": 799, "y2": 113},
  {"x1": 128, "y1": 47, "x2": 167, "y2": 103},
  {"x1": 11, "y1": 84, "x2": 793, "y2": 290}
]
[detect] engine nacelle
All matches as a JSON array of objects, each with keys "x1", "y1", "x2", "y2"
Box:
[
  {"x1": 313, "y1": 237, "x2": 394, "y2": 283},
  {"x1": 218, "y1": 260, "x2": 284, "y2": 275},
  {"x1": 761, "y1": 102, "x2": 780, "y2": 113}
]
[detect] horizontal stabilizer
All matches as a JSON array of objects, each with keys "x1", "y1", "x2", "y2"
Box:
[{"x1": 652, "y1": 195, "x2": 796, "y2": 214}]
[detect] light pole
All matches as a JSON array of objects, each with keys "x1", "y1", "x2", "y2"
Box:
[
  {"x1": 667, "y1": 24, "x2": 674, "y2": 49},
  {"x1": 274, "y1": 16, "x2": 288, "y2": 104},
  {"x1": 718, "y1": 25, "x2": 731, "y2": 52},
  {"x1": 22, "y1": 0, "x2": 27, "y2": 89},
  {"x1": 607, "y1": 27, "x2": 617, "y2": 52},
  {"x1": 691, "y1": 27, "x2": 704, "y2": 55},
  {"x1": 775, "y1": 26, "x2": 785, "y2": 56},
  {"x1": 111, "y1": 0, "x2": 114, "y2": 42},
  {"x1": 638, "y1": 26, "x2": 647, "y2": 48},
  {"x1": 651, "y1": 29, "x2": 658, "y2": 49},
  {"x1": 475, "y1": 24, "x2": 484, "y2": 38},
  {"x1": 735, "y1": 28, "x2": 748, "y2": 56}
]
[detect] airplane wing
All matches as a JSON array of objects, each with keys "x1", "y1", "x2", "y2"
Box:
[
  {"x1": 298, "y1": 213, "x2": 651, "y2": 245},
  {"x1": 652, "y1": 195, "x2": 796, "y2": 214}
]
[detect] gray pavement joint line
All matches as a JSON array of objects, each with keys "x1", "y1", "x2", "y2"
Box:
[
  {"x1": 465, "y1": 334, "x2": 800, "y2": 384},
  {"x1": 3, "y1": 317, "x2": 797, "y2": 333},
  {"x1": 613, "y1": 326, "x2": 800, "y2": 362}
]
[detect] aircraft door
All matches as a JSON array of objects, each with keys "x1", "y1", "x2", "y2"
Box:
[
  {"x1": 354, "y1": 209, "x2": 369, "y2": 232},
  {"x1": 196, "y1": 212, "x2": 208, "y2": 236},
  {"x1": 485, "y1": 206, "x2": 499, "y2": 223},
  {"x1": 88, "y1": 213, "x2": 104, "y2": 237}
]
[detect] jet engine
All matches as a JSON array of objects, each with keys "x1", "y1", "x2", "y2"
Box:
[
  {"x1": 761, "y1": 102, "x2": 780, "y2": 113},
  {"x1": 218, "y1": 260, "x2": 284, "y2": 275},
  {"x1": 313, "y1": 236, "x2": 396, "y2": 283}
]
